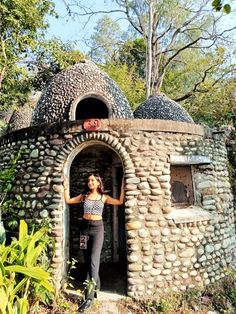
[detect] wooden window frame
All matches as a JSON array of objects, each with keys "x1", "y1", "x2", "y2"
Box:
[{"x1": 170, "y1": 165, "x2": 194, "y2": 208}]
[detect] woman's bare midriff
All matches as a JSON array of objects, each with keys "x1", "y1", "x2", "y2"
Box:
[{"x1": 83, "y1": 214, "x2": 103, "y2": 221}]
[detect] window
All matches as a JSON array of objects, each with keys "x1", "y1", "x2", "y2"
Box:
[{"x1": 170, "y1": 165, "x2": 194, "y2": 207}]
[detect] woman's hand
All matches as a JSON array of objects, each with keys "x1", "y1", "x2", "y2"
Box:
[
  {"x1": 121, "y1": 176, "x2": 124, "y2": 188},
  {"x1": 63, "y1": 175, "x2": 69, "y2": 190},
  {"x1": 63, "y1": 176, "x2": 83, "y2": 204}
]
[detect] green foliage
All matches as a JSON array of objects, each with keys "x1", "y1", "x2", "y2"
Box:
[
  {"x1": 0, "y1": 65, "x2": 33, "y2": 110},
  {"x1": 212, "y1": 0, "x2": 231, "y2": 13},
  {"x1": 0, "y1": 220, "x2": 54, "y2": 314},
  {"x1": 0, "y1": 119, "x2": 8, "y2": 137},
  {"x1": 64, "y1": 258, "x2": 79, "y2": 290},
  {"x1": 183, "y1": 77, "x2": 236, "y2": 127},
  {"x1": 204, "y1": 269, "x2": 236, "y2": 313},
  {"x1": 161, "y1": 46, "x2": 236, "y2": 127},
  {"x1": 0, "y1": 0, "x2": 56, "y2": 109},
  {"x1": 31, "y1": 38, "x2": 84, "y2": 90},
  {"x1": 0, "y1": 151, "x2": 23, "y2": 231},
  {"x1": 83, "y1": 278, "x2": 96, "y2": 298},
  {"x1": 89, "y1": 15, "x2": 126, "y2": 63},
  {"x1": 101, "y1": 61, "x2": 146, "y2": 110},
  {"x1": 118, "y1": 38, "x2": 146, "y2": 79}
]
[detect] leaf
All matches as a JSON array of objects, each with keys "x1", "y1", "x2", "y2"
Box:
[
  {"x1": 0, "y1": 261, "x2": 6, "y2": 277},
  {"x1": 12, "y1": 278, "x2": 28, "y2": 296},
  {"x1": 5, "y1": 265, "x2": 50, "y2": 281},
  {"x1": 6, "y1": 183, "x2": 12, "y2": 192},
  {"x1": 212, "y1": 0, "x2": 222, "y2": 11},
  {"x1": 0, "y1": 244, "x2": 12, "y2": 264},
  {"x1": 25, "y1": 228, "x2": 48, "y2": 265},
  {"x1": 19, "y1": 220, "x2": 28, "y2": 243},
  {"x1": 16, "y1": 296, "x2": 29, "y2": 314},
  {"x1": 39, "y1": 279, "x2": 54, "y2": 292},
  {"x1": 223, "y1": 4, "x2": 231, "y2": 14},
  {"x1": 26, "y1": 244, "x2": 44, "y2": 266},
  {"x1": 0, "y1": 287, "x2": 8, "y2": 313}
]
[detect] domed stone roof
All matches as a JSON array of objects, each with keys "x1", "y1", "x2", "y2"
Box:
[
  {"x1": 31, "y1": 60, "x2": 133, "y2": 126},
  {"x1": 134, "y1": 93, "x2": 193, "y2": 123},
  {"x1": 7, "y1": 104, "x2": 33, "y2": 132}
]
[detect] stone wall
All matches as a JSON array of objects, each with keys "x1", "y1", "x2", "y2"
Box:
[{"x1": 0, "y1": 119, "x2": 235, "y2": 297}]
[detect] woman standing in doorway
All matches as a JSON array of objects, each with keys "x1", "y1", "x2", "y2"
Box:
[{"x1": 64, "y1": 174, "x2": 124, "y2": 313}]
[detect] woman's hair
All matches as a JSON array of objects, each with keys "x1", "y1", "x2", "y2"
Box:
[{"x1": 82, "y1": 174, "x2": 105, "y2": 195}]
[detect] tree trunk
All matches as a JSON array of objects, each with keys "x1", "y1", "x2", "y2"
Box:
[
  {"x1": 0, "y1": 38, "x2": 7, "y2": 90},
  {"x1": 146, "y1": 0, "x2": 153, "y2": 98}
]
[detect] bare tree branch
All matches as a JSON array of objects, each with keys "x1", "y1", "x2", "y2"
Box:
[
  {"x1": 64, "y1": 0, "x2": 236, "y2": 96},
  {"x1": 174, "y1": 65, "x2": 235, "y2": 102}
]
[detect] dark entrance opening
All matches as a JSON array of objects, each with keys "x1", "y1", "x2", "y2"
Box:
[
  {"x1": 68, "y1": 145, "x2": 126, "y2": 295},
  {"x1": 76, "y1": 97, "x2": 109, "y2": 119}
]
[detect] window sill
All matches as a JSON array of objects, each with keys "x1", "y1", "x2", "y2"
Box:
[{"x1": 165, "y1": 206, "x2": 217, "y2": 224}]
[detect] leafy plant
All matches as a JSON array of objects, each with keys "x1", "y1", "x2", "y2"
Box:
[
  {"x1": 204, "y1": 269, "x2": 236, "y2": 313},
  {"x1": 65, "y1": 258, "x2": 77, "y2": 289},
  {"x1": 102, "y1": 61, "x2": 145, "y2": 111},
  {"x1": 63, "y1": 258, "x2": 83, "y2": 307},
  {"x1": 0, "y1": 220, "x2": 54, "y2": 314},
  {"x1": 0, "y1": 0, "x2": 56, "y2": 109},
  {"x1": 0, "y1": 151, "x2": 22, "y2": 232},
  {"x1": 83, "y1": 278, "x2": 96, "y2": 300}
]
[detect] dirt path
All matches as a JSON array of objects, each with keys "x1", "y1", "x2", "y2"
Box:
[{"x1": 83, "y1": 291, "x2": 130, "y2": 314}]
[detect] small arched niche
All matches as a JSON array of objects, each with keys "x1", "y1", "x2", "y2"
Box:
[{"x1": 75, "y1": 96, "x2": 110, "y2": 120}]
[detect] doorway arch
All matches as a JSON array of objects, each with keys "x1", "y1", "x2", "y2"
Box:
[{"x1": 63, "y1": 140, "x2": 127, "y2": 294}]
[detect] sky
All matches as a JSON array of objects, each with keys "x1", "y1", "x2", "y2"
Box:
[
  {"x1": 45, "y1": 0, "x2": 125, "y2": 53},
  {"x1": 46, "y1": 0, "x2": 236, "y2": 55}
]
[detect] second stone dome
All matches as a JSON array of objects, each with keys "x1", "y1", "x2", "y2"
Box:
[{"x1": 134, "y1": 93, "x2": 193, "y2": 123}]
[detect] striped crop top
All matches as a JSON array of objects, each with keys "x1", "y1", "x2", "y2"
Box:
[{"x1": 83, "y1": 196, "x2": 105, "y2": 216}]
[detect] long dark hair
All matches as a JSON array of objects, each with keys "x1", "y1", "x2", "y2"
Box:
[{"x1": 82, "y1": 174, "x2": 105, "y2": 196}]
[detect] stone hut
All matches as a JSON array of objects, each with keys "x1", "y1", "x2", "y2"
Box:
[{"x1": 0, "y1": 60, "x2": 235, "y2": 298}]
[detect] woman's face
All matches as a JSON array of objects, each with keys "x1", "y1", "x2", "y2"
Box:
[{"x1": 87, "y1": 175, "x2": 100, "y2": 191}]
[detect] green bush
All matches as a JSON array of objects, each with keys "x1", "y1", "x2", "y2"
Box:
[
  {"x1": 0, "y1": 220, "x2": 54, "y2": 314},
  {"x1": 0, "y1": 151, "x2": 22, "y2": 232}
]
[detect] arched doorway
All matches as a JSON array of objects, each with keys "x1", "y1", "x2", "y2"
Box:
[
  {"x1": 68, "y1": 144, "x2": 127, "y2": 294},
  {"x1": 75, "y1": 97, "x2": 109, "y2": 119}
]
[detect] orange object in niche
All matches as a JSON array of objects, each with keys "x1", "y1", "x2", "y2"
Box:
[{"x1": 83, "y1": 119, "x2": 102, "y2": 131}]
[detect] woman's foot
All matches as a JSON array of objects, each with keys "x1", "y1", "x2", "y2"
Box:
[{"x1": 78, "y1": 299, "x2": 93, "y2": 313}]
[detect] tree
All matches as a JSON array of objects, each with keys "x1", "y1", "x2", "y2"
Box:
[
  {"x1": 118, "y1": 38, "x2": 146, "y2": 79},
  {"x1": 0, "y1": 0, "x2": 56, "y2": 109},
  {"x1": 101, "y1": 61, "x2": 146, "y2": 110},
  {"x1": 88, "y1": 15, "x2": 125, "y2": 63},
  {"x1": 64, "y1": 0, "x2": 236, "y2": 98},
  {"x1": 31, "y1": 38, "x2": 84, "y2": 91},
  {"x1": 162, "y1": 46, "x2": 235, "y2": 101},
  {"x1": 183, "y1": 76, "x2": 236, "y2": 127}
]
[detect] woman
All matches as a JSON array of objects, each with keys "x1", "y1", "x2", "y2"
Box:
[{"x1": 64, "y1": 174, "x2": 124, "y2": 312}]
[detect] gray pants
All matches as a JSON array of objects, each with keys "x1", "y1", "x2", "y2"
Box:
[{"x1": 82, "y1": 219, "x2": 104, "y2": 300}]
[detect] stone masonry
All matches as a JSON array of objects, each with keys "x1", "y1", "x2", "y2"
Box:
[{"x1": 0, "y1": 119, "x2": 235, "y2": 298}]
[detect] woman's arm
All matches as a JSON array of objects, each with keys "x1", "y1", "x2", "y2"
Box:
[
  {"x1": 105, "y1": 177, "x2": 125, "y2": 206},
  {"x1": 63, "y1": 176, "x2": 83, "y2": 204}
]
